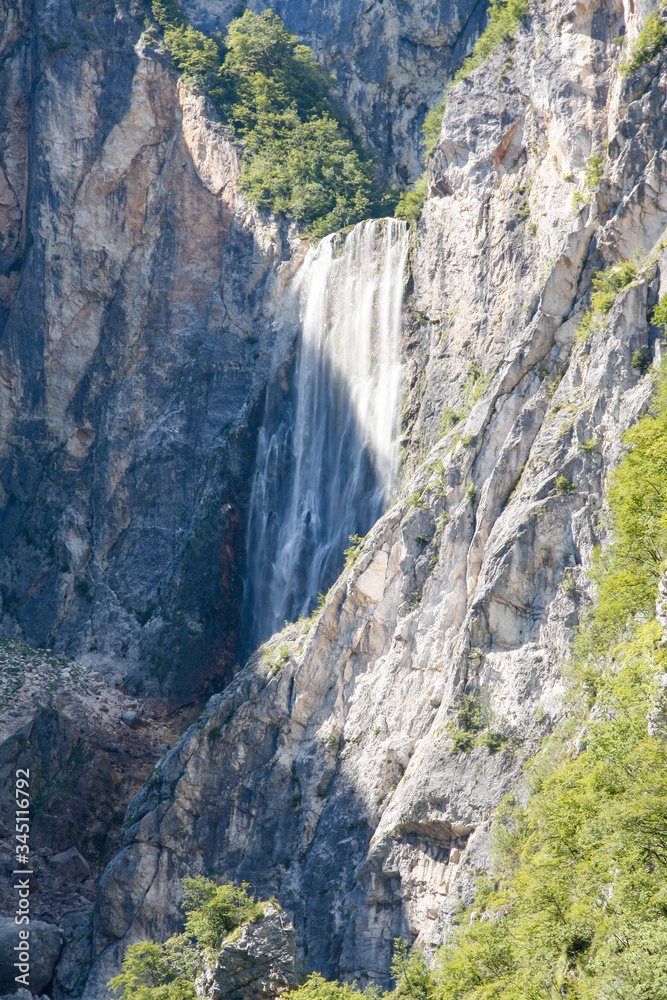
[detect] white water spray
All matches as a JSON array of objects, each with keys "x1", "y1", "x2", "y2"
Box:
[{"x1": 243, "y1": 218, "x2": 409, "y2": 649}]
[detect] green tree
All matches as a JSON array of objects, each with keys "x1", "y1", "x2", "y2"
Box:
[
  {"x1": 151, "y1": 5, "x2": 394, "y2": 236},
  {"x1": 107, "y1": 941, "x2": 196, "y2": 1000},
  {"x1": 181, "y1": 876, "x2": 262, "y2": 950}
]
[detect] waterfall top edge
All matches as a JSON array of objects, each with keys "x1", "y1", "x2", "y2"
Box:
[{"x1": 313, "y1": 217, "x2": 409, "y2": 249}]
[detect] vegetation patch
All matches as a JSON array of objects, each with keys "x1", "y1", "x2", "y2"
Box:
[
  {"x1": 653, "y1": 292, "x2": 667, "y2": 332},
  {"x1": 554, "y1": 474, "x2": 575, "y2": 496},
  {"x1": 621, "y1": 10, "x2": 667, "y2": 76},
  {"x1": 439, "y1": 407, "x2": 460, "y2": 438},
  {"x1": 574, "y1": 258, "x2": 640, "y2": 344},
  {"x1": 343, "y1": 533, "x2": 365, "y2": 569},
  {"x1": 152, "y1": 5, "x2": 395, "y2": 237},
  {"x1": 583, "y1": 152, "x2": 605, "y2": 189},
  {"x1": 445, "y1": 693, "x2": 516, "y2": 755},
  {"x1": 394, "y1": 173, "x2": 428, "y2": 227},
  {"x1": 453, "y1": 0, "x2": 529, "y2": 84},
  {"x1": 107, "y1": 878, "x2": 265, "y2": 1000}
]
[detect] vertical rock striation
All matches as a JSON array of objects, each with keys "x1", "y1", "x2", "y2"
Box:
[
  {"x1": 82, "y1": 0, "x2": 667, "y2": 992},
  {"x1": 0, "y1": 0, "x2": 304, "y2": 698}
]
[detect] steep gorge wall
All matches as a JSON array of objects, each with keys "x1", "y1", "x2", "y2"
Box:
[
  {"x1": 82, "y1": 0, "x2": 667, "y2": 992},
  {"x1": 0, "y1": 0, "x2": 490, "y2": 701},
  {"x1": 0, "y1": 0, "x2": 305, "y2": 698}
]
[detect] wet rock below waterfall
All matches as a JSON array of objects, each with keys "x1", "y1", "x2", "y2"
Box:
[{"x1": 196, "y1": 905, "x2": 296, "y2": 1000}]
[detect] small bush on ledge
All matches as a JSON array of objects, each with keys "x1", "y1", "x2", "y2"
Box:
[
  {"x1": 621, "y1": 11, "x2": 667, "y2": 77},
  {"x1": 106, "y1": 878, "x2": 264, "y2": 1000}
]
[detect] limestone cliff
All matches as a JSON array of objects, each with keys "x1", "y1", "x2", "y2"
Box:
[
  {"x1": 81, "y1": 0, "x2": 667, "y2": 993},
  {"x1": 1, "y1": 0, "x2": 667, "y2": 995},
  {"x1": 0, "y1": 0, "x2": 489, "y2": 700},
  {"x1": 0, "y1": 0, "x2": 306, "y2": 698}
]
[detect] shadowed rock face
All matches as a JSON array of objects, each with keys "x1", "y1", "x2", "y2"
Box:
[
  {"x1": 0, "y1": 0, "x2": 305, "y2": 699},
  {"x1": 81, "y1": 0, "x2": 667, "y2": 993}
]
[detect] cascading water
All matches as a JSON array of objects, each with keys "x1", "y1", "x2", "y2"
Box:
[{"x1": 243, "y1": 218, "x2": 409, "y2": 650}]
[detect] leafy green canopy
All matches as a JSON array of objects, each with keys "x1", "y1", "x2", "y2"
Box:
[
  {"x1": 152, "y1": 5, "x2": 394, "y2": 237},
  {"x1": 106, "y1": 878, "x2": 263, "y2": 1000}
]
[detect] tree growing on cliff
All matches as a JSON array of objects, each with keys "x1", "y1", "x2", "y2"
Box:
[
  {"x1": 153, "y1": 6, "x2": 394, "y2": 237},
  {"x1": 106, "y1": 878, "x2": 262, "y2": 1000}
]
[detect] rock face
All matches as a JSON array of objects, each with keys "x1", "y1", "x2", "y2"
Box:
[
  {"x1": 0, "y1": 0, "x2": 304, "y2": 699},
  {"x1": 0, "y1": 0, "x2": 491, "y2": 702},
  {"x1": 81, "y1": 0, "x2": 667, "y2": 993},
  {"x1": 196, "y1": 905, "x2": 296, "y2": 1000},
  {"x1": 0, "y1": 917, "x2": 63, "y2": 995}
]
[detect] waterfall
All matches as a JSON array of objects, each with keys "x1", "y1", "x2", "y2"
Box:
[{"x1": 243, "y1": 218, "x2": 409, "y2": 650}]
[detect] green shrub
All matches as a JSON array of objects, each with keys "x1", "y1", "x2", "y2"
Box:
[
  {"x1": 653, "y1": 293, "x2": 667, "y2": 331},
  {"x1": 621, "y1": 11, "x2": 667, "y2": 76},
  {"x1": 344, "y1": 533, "x2": 365, "y2": 569},
  {"x1": 439, "y1": 406, "x2": 460, "y2": 436},
  {"x1": 391, "y1": 939, "x2": 437, "y2": 1000},
  {"x1": 554, "y1": 474, "x2": 575, "y2": 496},
  {"x1": 107, "y1": 879, "x2": 266, "y2": 1000},
  {"x1": 154, "y1": 6, "x2": 394, "y2": 237},
  {"x1": 574, "y1": 258, "x2": 639, "y2": 344},
  {"x1": 590, "y1": 258, "x2": 639, "y2": 314},
  {"x1": 631, "y1": 347, "x2": 651, "y2": 375},
  {"x1": 422, "y1": 101, "x2": 447, "y2": 157},
  {"x1": 107, "y1": 942, "x2": 196, "y2": 1000},
  {"x1": 453, "y1": 0, "x2": 528, "y2": 84},
  {"x1": 584, "y1": 153, "x2": 604, "y2": 189},
  {"x1": 394, "y1": 173, "x2": 428, "y2": 227},
  {"x1": 288, "y1": 972, "x2": 371, "y2": 999},
  {"x1": 181, "y1": 877, "x2": 262, "y2": 950}
]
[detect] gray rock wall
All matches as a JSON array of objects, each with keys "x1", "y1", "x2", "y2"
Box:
[
  {"x1": 81, "y1": 0, "x2": 667, "y2": 991},
  {"x1": 0, "y1": 0, "x2": 304, "y2": 699}
]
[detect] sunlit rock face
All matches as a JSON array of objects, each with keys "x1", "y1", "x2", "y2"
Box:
[{"x1": 82, "y1": 0, "x2": 667, "y2": 994}]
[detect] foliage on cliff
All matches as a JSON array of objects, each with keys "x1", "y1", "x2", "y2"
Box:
[
  {"x1": 290, "y1": 363, "x2": 667, "y2": 998},
  {"x1": 621, "y1": 10, "x2": 667, "y2": 77},
  {"x1": 107, "y1": 878, "x2": 263, "y2": 1000},
  {"x1": 151, "y1": 5, "x2": 394, "y2": 237}
]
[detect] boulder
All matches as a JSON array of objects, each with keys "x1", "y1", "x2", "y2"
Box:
[
  {"x1": 196, "y1": 904, "x2": 296, "y2": 1000},
  {"x1": 0, "y1": 918, "x2": 63, "y2": 995},
  {"x1": 48, "y1": 848, "x2": 91, "y2": 883}
]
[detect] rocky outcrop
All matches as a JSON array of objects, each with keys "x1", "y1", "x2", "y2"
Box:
[
  {"x1": 196, "y1": 904, "x2": 296, "y2": 1000},
  {"x1": 0, "y1": 641, "x2": 193, "y2": 999},
  {"x1": 0, "y1": 917, "x2": 63, "y2": 995},
  {"x1": 81, "y1": 0, "x2": 667, "y2": 992}
]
